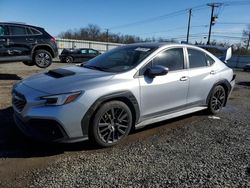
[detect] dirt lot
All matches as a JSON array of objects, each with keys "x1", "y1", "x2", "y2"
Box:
[{"x1": 0, "y1": 62, "x2": 249, "y2": 187}]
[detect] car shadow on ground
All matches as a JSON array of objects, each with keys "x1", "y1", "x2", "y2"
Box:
[
  {"x1": 0, "y1": 106, "x2": 210, "y2": 158},
  {"x1": 0, "y1": 74, "x2": 22, "y2": 80},
  {"x1": 0, "y1": 107, "x2": 99, "y2": 158}
]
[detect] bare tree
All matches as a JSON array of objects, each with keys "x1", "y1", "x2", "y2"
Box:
[{"x1": 242, "y1": 24, "x2": 250, "y2": 51}]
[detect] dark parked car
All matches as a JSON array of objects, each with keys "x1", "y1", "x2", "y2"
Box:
[
  {"x1": 243, "y1": 63, "x2": 250, "y2": 71},
  {"x1": 0, "y1": 22, "x2": 58, "y2": 68},
  {"x1": 59, "y1": 48, "x2": 100, "y2": 63}
]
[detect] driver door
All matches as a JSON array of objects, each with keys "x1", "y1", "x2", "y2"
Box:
[{"x1": 138, "y1": 47, "x2": 189, "y2": 118}]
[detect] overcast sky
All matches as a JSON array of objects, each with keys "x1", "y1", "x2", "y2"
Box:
[{"x1": 0, "y1": 0, "x2": 249, "y2": 43}]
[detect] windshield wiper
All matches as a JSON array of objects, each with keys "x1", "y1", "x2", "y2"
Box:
[{"x1": 81, "y1": 64, "x2": 107, "y2": 71}]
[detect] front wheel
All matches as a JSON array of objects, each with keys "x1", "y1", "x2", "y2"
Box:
[
  {"x1": 65, "y1": 56, "x2": 73, "y2": 63},
  {"x1": 207, "y1": 85, "x2": 226, "y2": 114},
  {"x1": 90, "y1": 101, "x2": 133, "y2": 147},
  {"x1": 34, "y1": 50, "x2": 52, "y2": 68}
]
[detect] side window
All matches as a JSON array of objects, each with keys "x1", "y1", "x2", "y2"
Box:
[
  {"x1": 188, "y1": 49, "x2": 208, "y2": 68},
  {"x1": 206, "y1": 54, "x2": 215, "y2": 66},
  {"x1": 9, "y1": 26, "x2": 27, "y2": 36},
  {"x1": 30, "y1": 28, "x2": 41, "y2": 35},
  {"x1": 26, "y1": 27, "x2": 32, "y2": 35},
  {"x1": 80, "y1": 49, "x2": 88, "y2": 54},
  {"x1": 88, "y1": 49, "x2": 97, "y2": 54},
  {"x1": 0, "y1": 25, "x2": 7, "y2": 36},
  {"x1": 152, "y1": 48, "x2": 184, "y2": 71}
]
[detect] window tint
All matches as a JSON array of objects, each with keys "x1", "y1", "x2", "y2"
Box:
[
  {"x1": 152, "y1": 48, "x2": 184, "y2": 71},
  {"x1": 206, "y1": 54, "x2": 215, "y2": 66},
  {"x1": 80, "y1": 49, "x2": 88, "y2": 54},
  {"x1": 0, "y1": 25, "x2": 7, "y2": 36},
  {"x1": 88, "y1": 49, "x2": 97, "y2": 54},
  {"x1": 84, "y1": 46, "x2": 156, "y2": 73},
  {"x1": 30, "y1": 28, "x2": 41, "y2": 35},
  {"x1": 9, "y1": 26, "x2": 27, "y2": 35},
  {"x1": 26, "y1": 27, "x2": 32, "y2": 35},
  {"x1": 188, "y1": 49, "x2": 208, "y2": 68}
]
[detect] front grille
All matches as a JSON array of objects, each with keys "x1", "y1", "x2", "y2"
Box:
[{"x1": 12, "y1": 90, "x2": 26, "y2": 112}]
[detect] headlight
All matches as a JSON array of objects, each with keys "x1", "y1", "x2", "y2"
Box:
[{"x1": 40, "y1": 91, "x2": 82, "y2": 106}]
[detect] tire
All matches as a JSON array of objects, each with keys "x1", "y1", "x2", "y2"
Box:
[
  {"x1": 207, "y1": 85, "x2": 226, "y2": 114},
  {"x1": 33, "y1": 50, "x2": 52, "y2": 68},
  {"x1": 65, "y1": 56, "x2": 73, "y2": 63},
  {"x1": 22, "y1": 61, "x2": 34, "y2": 66},
  {"x1": 90, "y1": 101, "x2": 133, "y2": 147}
]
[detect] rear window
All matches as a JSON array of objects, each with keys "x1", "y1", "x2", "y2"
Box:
[
  {"x1": 88, "y1": 49, "x2": 98, "y2": 54},
  {"x1": 9, "y1": 26, "x2": 27, "y2": 35},
  {"x1": 188, "y1": 49, "x2": 208, "y2": 68}
]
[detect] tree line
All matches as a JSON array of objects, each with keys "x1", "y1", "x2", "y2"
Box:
[{"x1": 58, "y1": 24, "x2": 250, "y2": 55}]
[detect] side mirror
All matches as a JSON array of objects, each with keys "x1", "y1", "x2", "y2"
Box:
[{"x1": 145, "y1": 65, "x2": 169, "y2": 78}]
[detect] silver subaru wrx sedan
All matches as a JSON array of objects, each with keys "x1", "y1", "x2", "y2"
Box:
[{"x1": 12, "y1": 43, "x2": 235, "y2": 147}]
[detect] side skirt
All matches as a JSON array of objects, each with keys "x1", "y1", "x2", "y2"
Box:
[{"x1": 135, "y1": 106, "x2": 207, "y2": 129}]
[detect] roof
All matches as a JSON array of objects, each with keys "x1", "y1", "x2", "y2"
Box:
[
  {"x1": 0, "y1": 22, "x2": 43, "y2": 29},
  {"x1": 121, "y1": 42, "x2": 177, "y2": 48}
]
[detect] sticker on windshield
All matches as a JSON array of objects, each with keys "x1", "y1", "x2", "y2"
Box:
[{"x1": 135, "y1": 47, "x2": 151, "y2": 52}]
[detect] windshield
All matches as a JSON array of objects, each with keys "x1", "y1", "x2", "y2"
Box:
[{"x1": 82, "y1": 46, "x2": 156, "y2": 73}]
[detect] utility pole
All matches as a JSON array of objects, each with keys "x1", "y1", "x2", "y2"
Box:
[
  {"x1": 186, "y1": 9, "x2": 192, "y2": 43},
  {"x1": 106, "y1": 29, "x2": 109, "y2": 51},
  {"x1": 207, "y1": 3, "x2": 222, "y2": 45},
  {"x1": 106, "y1": 29, "x2": 109, "y2": 43}
]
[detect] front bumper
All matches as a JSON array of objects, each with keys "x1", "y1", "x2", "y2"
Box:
[{"x1": 12, "y1": 83, "x2": 89, "y2": 143}]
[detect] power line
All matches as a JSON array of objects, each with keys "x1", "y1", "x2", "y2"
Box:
[
  {"x1": 108, "y1": 4, "x2": 207, "y2": 30},
  {"x1": 223, "y1": 0, "x2": 250, "y2": 6},
  {"x1": 137, "y1": 25, "x2": 207, "y2": 36},
  {"x1": 217, "y1": 22, "x2": 250, "y2": 25}
]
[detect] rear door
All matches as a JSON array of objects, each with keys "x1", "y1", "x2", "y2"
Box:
[
  {"x1": 78, "y1": 49, "x2": 88, "y2": 62},
  {"x1": 6, "y1": 25, "x2": 31, "y2": 60},
  {"x1": 186, "y1": 48, "x2": 218, "y2": 105}
]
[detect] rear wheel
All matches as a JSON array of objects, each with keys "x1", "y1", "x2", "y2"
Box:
[
  {"x1": 34, "y1": 50, "x2": 52, "y2": 68},
  {"x1": 207, "y1": 85, "x2": 226, "y2": 114},
  {"x1": 90, "y1": 101, "x2": 132, "y2": 147},
  {"x1": 65, "y1": 56, "x2": 73, "y2": 63},
  {"x1": 22, "y1": 61, "x2": 34, "y2": 66}
]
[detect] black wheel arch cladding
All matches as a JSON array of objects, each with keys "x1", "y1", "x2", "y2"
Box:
[
  {"x1": 81, "y1": 91, "x2": 140, "y2": 137},
  {"x1": 206, "y1": 79, "x2": 232, "y2": 106}
]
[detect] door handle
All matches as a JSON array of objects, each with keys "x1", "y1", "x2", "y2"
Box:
[
  {"x1": 210, "y1": 70, "x2": 216, "y2": 75},
  {"x1": 180, "y1": 76, "x2": 188, "y2": 81}
]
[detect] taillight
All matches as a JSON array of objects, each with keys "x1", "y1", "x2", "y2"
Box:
[{"x1": 50, "y1": 37, "x2": 56, "y2": 43}]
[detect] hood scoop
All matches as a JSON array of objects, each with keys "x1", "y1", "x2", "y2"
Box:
[{"x1": 46, "y1": 68, "x2": 75, "y2": 78}]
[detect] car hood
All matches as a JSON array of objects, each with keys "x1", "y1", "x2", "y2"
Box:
[{"x1": 22, "y1": 65, "x2": 115, "y2": 94}]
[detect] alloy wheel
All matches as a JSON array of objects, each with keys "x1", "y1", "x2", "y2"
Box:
[
  {"x1": 35, "y1": 52, "x2": 51, "y2": 67},
  {"x1": 211, "y1": 86, "x2": 226, "y2": 112},
  {"x1": 97, "y1": 107, "x2": 130, "y2": 144}
]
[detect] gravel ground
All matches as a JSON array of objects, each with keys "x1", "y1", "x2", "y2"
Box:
[{"x1": 0, "y1": 63, "x2": 249, "y2": 187}]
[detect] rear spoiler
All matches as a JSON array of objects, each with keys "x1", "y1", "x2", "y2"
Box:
[{"x1": 197, "y1": 45, "x2": 232, "y2": 63}]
